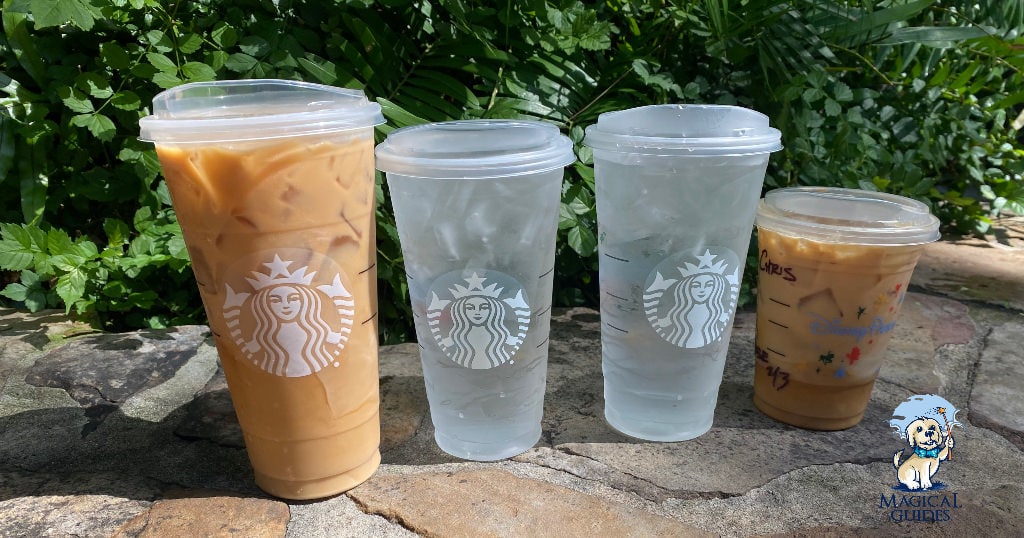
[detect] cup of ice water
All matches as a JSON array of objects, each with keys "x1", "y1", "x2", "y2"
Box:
[
  {"x1": 754, "y1": 187, "x2": 940, "y2": 429},
  {"x1": 139, "y1": 80, "x2": 385, "y2": 499},
  {"x1": 583, "y1": 104, "x2": 783, "y2": 441},
  {"x1": 375, "y1": 120, "x2": 575, "y2": 460}
]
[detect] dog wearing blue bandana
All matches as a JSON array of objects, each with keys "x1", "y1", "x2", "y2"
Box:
[{"x1": 893, "y1": 416, "x2": 954, "y2": 490}]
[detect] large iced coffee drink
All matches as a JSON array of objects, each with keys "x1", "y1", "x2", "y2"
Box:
[
  {"x1": 753, "y1": 187, "x2": 940, "y2": 430},
  {"x1": 140, "y1": 80, "x2": 385, "y2": 499}
]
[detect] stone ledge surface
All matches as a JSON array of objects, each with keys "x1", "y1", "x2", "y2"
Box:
[{"x1": 1, "y1": 231, "x2": 1022, "y2": 537}]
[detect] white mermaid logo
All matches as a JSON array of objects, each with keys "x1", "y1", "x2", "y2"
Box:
[
  {"x1": 223, "y1": 254, "x2": 354, "y2": 377},
  {"x1": 645, "y1": 249, "x2": 740, "y2": 349},
  {"x1": 427, "y1": 271, "x2": 530, "y2": 369}
]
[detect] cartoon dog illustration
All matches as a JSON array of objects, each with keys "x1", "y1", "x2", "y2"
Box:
[{"x1": 892, "y1": 416, "x2": 954, "y2": 490}]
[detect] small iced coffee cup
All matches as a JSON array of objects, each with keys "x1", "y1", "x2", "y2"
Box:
[{"x1": 753, "y1": 187, "x2": 940, "y2": 430}]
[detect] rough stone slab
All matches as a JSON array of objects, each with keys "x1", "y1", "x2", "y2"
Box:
[
  {"x1": 25, "y1": 325, "x2": 209, "y2": 436},
  {"x1": 348, "y1": 468, "x2": 709, "y2": 537},
  {"x1": 379, "y1": 373, "x2": 427, "y2": 453},
  {"x1": 174, "y1": 364, "x2": 244, "y2": 448},
  {"x1": 879, "y1": 292, "x2": 977, "y2": 395},
  {"x1": 969, "y1": 320, "x2": 1024, "y2": 450},
  {"x1": 287, "y1": 493, "x2": 418, "y2": 538},
  {"x1": 911, "y1": 234, "x2": 1024, "y2": 311},
  {"x1": 113, "y1": 493, "x2": 289, "y2": 537},
  {"x1": 0, "y1": 470, "x2": 161, "y2": 538},
  {"x1": 663, "y1": 423, "x2": 1024, "y2": 536},
  {"x1": 120, "y1": 337, "x2": 218, "y2": 423},
  {"x1": 0, "y1": 494, "x2": 151, "y2": 537}
]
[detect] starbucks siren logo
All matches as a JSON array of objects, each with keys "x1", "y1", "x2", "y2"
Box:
[
  {"x1": 427, "y1": 270, "x2": 530, "y2": 369},
  {"x1": 223, "y1": 253, "x2": 354, "y2": 377},
  {"x1": 644, "y1": 248, "x2": 741, "y2": 349}
]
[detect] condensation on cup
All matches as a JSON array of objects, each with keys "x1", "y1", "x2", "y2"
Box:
[
  {"x1": 375, "y1": 120, "x2": 575, "y2": 460},
  {"x1": 139, "y1": 80, "x2": 385, "y2": 499},
  {"x1": 584, "y1": 105, "x2": 783, "y2": 441},
  {"x1": 753, "y1": 187, "x2": 940, "y2": 430}
]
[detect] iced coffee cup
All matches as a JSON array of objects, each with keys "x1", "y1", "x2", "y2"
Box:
[
  {"x1": 375, "y1": 120, "x2": 575, "y2": 461},
  {"x1": 753, "y1": 187, "x2": 940, "y2": 430},
  {"x1": 139, "y1": 80, "x2": 385, "y2": 499}
]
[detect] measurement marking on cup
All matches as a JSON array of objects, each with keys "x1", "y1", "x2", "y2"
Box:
[
  {"x1": 605, "y1": 323, "x2": 628, "y2": 334},
  {"x1": 769, "y1": 297, "x2": 791, "y2": 308},
  {"x1": 361, "y1": 311, "x2": 378, "y2": 325},
  {"x1": 534, "y1": 305, "x2": 551, "y2": 318},
  {"x1": 604, "y1": 253, "x2": 629, "y2": 263},
  {"x1": 769, "y1": 319, "x2": 789, "y2": 329},
  {"x1": 359, "y1": 262, "x2": 377, "y2": 275},
  {"x1": 538, "y1": 266, "x2": 555, "y2": 279},
  {"x1": 606, "y1": 291, "x2": 629, "y2": 302},
  {"x1": 767, "y1": 347, "x2": 786, "y2": 357},
  {"x1": 536, "y1": 337, "x2": 549, "y2": 348}
]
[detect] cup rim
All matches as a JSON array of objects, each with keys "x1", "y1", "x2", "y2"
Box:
[
  {"x1": 582, "y1": 104, "x2": 783, "y2": 156},
  {"x1": 756, "y1": 187, "x2": 941, "y2": 246},
  {"x1": 374, "y1": 119, "x2": 577, "y2": 179},
  {"x1": 138, "y1": 79, "x2": 385, "y2": 144}
]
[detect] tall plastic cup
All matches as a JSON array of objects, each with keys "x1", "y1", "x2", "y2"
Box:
[
  {"x1": 583, "y1": 105, "x2": 782, "y2": 441},
  {"x1": 139, "y1": 80, "x2": 385, "y2": 499},
  {"x1": 753, "y1": 187, "x2": 940, "y2": 430},
  {"x1": 375, "y1": 120, "x2": 575, "y2": 460}
]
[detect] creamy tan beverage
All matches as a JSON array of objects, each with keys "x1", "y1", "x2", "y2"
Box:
[
  {"x1": 140, "y1": 80, "x2": 384, "y2": 499},
  {"x1": 753, "y1": 188, "x2": 939, "y2": 430}
]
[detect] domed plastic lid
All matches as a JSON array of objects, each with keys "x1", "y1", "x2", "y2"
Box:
[
  {"x1": 756, "y1": 187, "x2": 941, "y2": 245},
  {"x1": 375, "y1": 120, "x2": 576, "y2": 179},
  {"x1": 139, "y1": 79, "x2": 384, "y2": 143},
  {"x1": 583, "y1": 104, "x2": 783, "y2": 156}
]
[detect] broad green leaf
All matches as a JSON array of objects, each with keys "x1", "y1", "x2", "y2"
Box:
[
  {"x1": 378, "y1": 98, "x2": 429, "y2": 128},
  {"x1": 147, "y1": 52, "x2": 178, "y2": 74},
  {"x1": 833, "y1": 82, "x2": 854, "y2": 102},
  {"x1": 225, "y1": 53, "x2": 258, "y2": 73},
  {"x1": 104, "y1": 218, "x2": 130, "y2": 247},
  {"x1": 0, "y1": 223, "x2": 39, "y2": 270},
  {"x1": 558, "y1": 204, "x2": 578, "y2": 230},
  {"x1": 182, "y1": 62, "x2": 217, "y2": 82},
  {"x1": 70, "y1": 113, "x2": 116, "y2": 141},
  {"x1": 29, "y1": 0, "x2": 96, "y2": 30},
  {"x1": 0, "y1": 282, "x2": 28, "y2": 301},
  {"x1": 2, "y1": 7, "x2": 47, "y2": 84},
  {"x1": 211, "y1": 22, "x2": 238, "y2": 48},
  {"x1": 298, "y1": 56, "x2": 340, "y2": 85},
  {"x1": 567, "y1": 225, "x2": 597, "y2": 257},
  {"x1": 58, "y1": 86, "x2": 94, "y2": 113},
  {"x1": 176, "y1": 33, "x2": 204, "y2": 54},
  {"x1": 100, "y1": 42, "x2": 131, "y2": 70},
  {"x1": 55, "y1": 267, "x2": 88, "y2": 313},
  {"x1": 152, "y1": 72, "x2": 183, "y2": 89},
  {"x1": 144, "y1": 30, "x2": 174, "y2": 52},
  {"x1": 238, "y1": 36, "x2": 271, "y2": 57},
  {"x1": 111, "y1": 90, "x2": 141, "y2": 111},
  {"x1": 824, "y1": 98, "x2": 841, "y2": 117},
  {"x1": 76, "y1": 72, "x2": 113, "y2": 99}
]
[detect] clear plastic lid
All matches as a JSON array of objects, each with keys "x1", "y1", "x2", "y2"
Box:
[
  {"x1": 374, "y1": 120, "x2": 576, "y2": 179},
  {"x1": 756, "y1": 187, "x2": 941, "y2": 245},
  {"x1": 582, "y1": 104, "x2": 783, "y2": 156},
  {"x1": 138, "y1": 79, "x2": 384, "y2": 143}
]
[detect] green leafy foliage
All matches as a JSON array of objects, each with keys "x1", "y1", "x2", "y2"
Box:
[{"x1": 0, "y1": 0, "x2": 1021, "y2": 339}]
